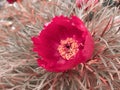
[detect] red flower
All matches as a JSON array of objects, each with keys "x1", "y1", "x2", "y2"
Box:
[
  {"x1": 7, "y1": 0, "x2": 17, "y2": 4},
  {"x1": 32, "y1": 16, "x2": 94, "y2": 72},
  {"x1": 76, "y1": 0, "x2": 98, "y2": 8}
]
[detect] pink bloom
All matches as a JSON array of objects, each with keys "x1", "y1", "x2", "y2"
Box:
[
  {"x1": 7, "y1": 0, "x2": 17, "y2": 4},
  {"x1": 76, "y1": 0, "x2": 98, "y2": 8},
  {"x1": 32, "y1": 16, "x2": 94, "y2": 72}
]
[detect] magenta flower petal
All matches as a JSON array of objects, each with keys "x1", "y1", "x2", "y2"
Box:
[
  {"x1": 7, "y1": 0, "x2": 17, "y2": 4},
  {"x1": 32, "y1": 15, "x2": 94, "y2": 72}
]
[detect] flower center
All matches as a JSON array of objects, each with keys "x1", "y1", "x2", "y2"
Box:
[{"x1": 57, "y1": 38, "x2": 79, "y2": 60}]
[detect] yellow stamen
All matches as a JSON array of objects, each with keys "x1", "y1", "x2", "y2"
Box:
[{"x1": 57, "y1": 38, "x2": 79, "y2": 60}]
